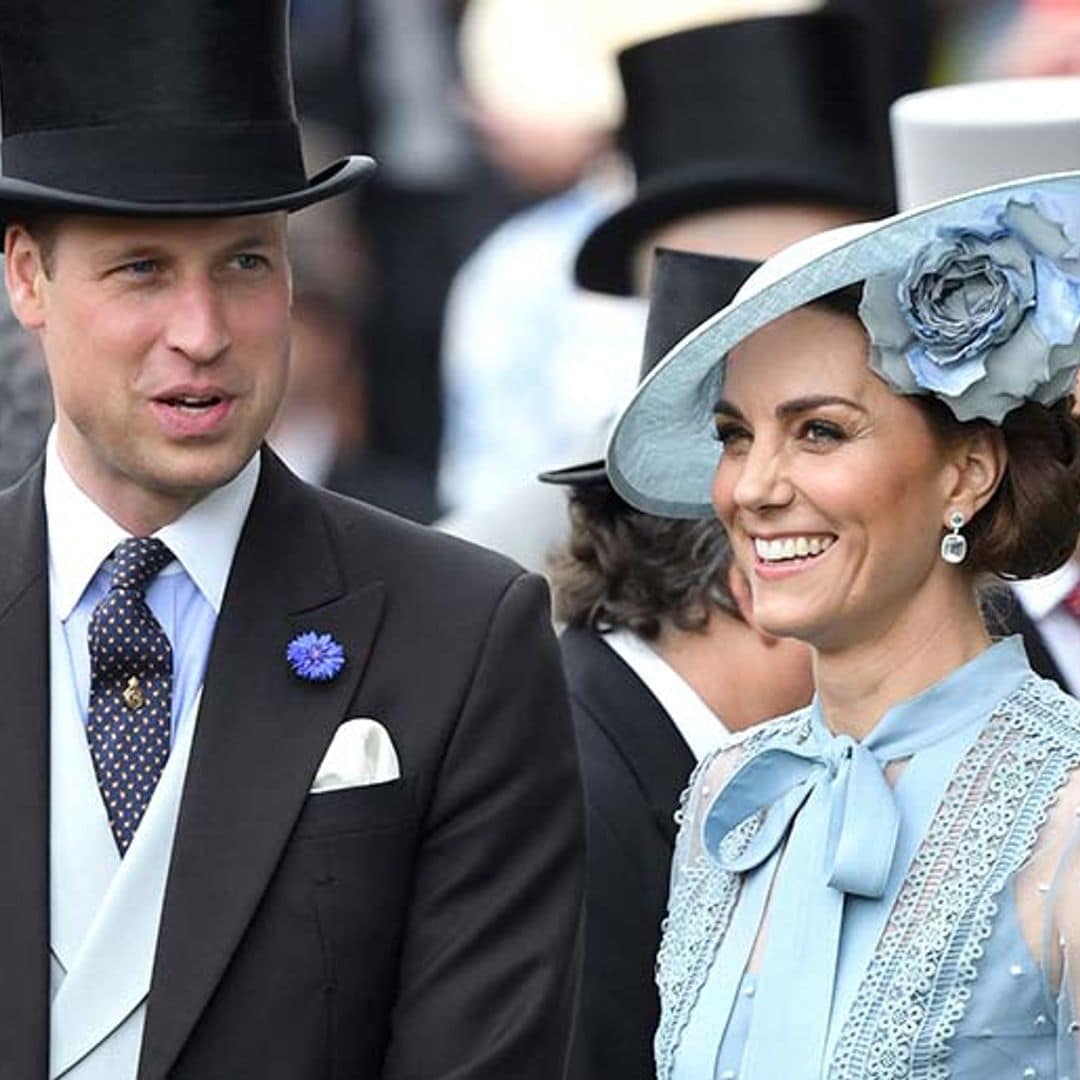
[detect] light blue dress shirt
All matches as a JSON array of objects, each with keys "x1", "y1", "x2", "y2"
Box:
[{"x1": 43, "y1": 434, "x2": 260, "y2": 746}]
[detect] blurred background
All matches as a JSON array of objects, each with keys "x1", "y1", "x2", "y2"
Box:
[{"x1": 2, "y1": 0, "x2": 1078, "y2": 521}]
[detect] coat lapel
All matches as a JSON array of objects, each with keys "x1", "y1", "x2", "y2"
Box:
[
  {"x1": 138, "y1": 454, "x2": 385, "y2": 1080},
  {"x1": 0, "y1": 462, "x2": 51, "y2": 1077},
  {"x1": 561, "y1": 628, "x2": 696, "y2": 846}
]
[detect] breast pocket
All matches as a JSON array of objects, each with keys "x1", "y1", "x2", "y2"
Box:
[{"x1": 291, "y1": 773, "x2": 419, "y2": 839}]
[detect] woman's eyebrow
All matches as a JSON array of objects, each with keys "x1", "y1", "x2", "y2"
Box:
[
  {"x1": 775, "y1": 395, "x2": 867, "y2": 419},
  {"x1": 712, "y1": 398, "x2": 745, "y2": 420}
]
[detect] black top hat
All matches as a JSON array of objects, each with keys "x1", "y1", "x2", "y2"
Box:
[
  {"x1": 0, "y1": 0, "x2": 373, "y2": 225},
  {"x1": 574, "y1": 12, "x2": 894, "y2": 297},
  {"x1": 539, "y1": 248, "x2": 758, "y2": 487}
]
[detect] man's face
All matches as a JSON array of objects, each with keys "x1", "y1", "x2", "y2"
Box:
[{"x1": 6, "y1": 213, "x2": 291, "y2": 529}]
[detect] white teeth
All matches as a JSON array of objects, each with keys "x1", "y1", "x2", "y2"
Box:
[{"x1": 754, "y1": 535, "x2": 834, "y2": 563}]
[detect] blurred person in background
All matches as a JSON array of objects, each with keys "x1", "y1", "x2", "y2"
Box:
[
  {"x1": 0, "y1": 293, "x2": 52, "y2": 488},
  {"x1": 441, "y1": 5, "x2": 896, "y2": 572},
  {"x1": 544, "y1": 248, "x2": 813, "y2": 1080},
  {"x1": 440, "y1": 0, "x2": 838, "y2": 524},
  {"x1": 291, "y1": 0, "x2": 521, "y2": 496},
  {"x1": 888, "y1": 76, "x2": 1080, "y2": 693},
  {"x1": 270, "y1": 122, "x2": 440, "y2": 521}
]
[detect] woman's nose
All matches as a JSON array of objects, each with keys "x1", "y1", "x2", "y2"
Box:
[{"x1": 731, "y1": 440, "x2": 795, "y2": 512}]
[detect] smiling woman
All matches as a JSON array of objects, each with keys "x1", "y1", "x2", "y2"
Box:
[{"x1": 607, "y1": 173, "x2": 1080, "y2": 1079}]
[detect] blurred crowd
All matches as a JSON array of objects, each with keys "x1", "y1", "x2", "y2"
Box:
[{"x1": 1, "y1": 0, "x2": 1079, "y2": 524}]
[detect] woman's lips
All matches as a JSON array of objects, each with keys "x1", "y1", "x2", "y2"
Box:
[{"x1": 752, "y1": 534, "x2": 838, "y2": 581}]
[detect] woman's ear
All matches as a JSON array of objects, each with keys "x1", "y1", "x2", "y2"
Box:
[
  {"x1": 943, "y1": 425, "x2": 1008, "y2": 524},
  {"x1": 5, "y1": 225, "x2": 48, "y2": 331}
]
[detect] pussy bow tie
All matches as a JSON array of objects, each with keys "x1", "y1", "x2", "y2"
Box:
[{"x1": 704, "y1": 723, "x2": 926, "y2": 899}]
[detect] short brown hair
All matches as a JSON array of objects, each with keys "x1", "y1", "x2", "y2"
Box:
[
  {"x1": 16, "y1": 214, "x2": 60, "y2": 278},
  {"x1": 549, "y1": 482, "x2": 738, "y2": 639},
  {"x1": 914, "y1": 395, "x2": 1080, "y2": 579}
]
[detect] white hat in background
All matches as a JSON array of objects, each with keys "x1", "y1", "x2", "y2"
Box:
[
  {"x1": 891, "y1": 76, "x2": 1080, "y2": 210},
  {"x1": 458, "y1": 0, "x2": 823, "y2": 130}
]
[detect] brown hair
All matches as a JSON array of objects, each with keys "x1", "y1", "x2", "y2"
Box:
[
  {"x1": 914, "y1": 395, "x2": 1080, "y2": 580},
  {"x1": 549, "y1": 482, "x2": 739, "y2": 639},
  {"x1": 811, "y1": 289, "x2": 1080, "y2": 580},
  {"x1": 15, "y1": 214, "x2": 60, "y2": 278}
]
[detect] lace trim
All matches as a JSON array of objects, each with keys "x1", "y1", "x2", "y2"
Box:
[
  {"x1": 654, "y1": 709, "x2": 812, "y2": 1078},
  {"x1": 829, "y1": 675, "x2": 1080, "y2": 1079}
]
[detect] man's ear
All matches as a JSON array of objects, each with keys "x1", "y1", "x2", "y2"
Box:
[
  {"x1": 5, "y1": 225, "x2": 48, "y2": 331},
  {"x1": 943, "y1": 425, "x2": 1008, "y2": 525}
]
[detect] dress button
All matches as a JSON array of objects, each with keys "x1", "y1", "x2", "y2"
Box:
[
  {"x1": 1035, "y1": 1014, "x2": 1048, "y2": 1027},
  {"x1": 720, "y1": 1072, "x2": 737, "y2": 1080},
  {"x1": 1022, "y1": 1069, "x2": 1037, "y2": 1079},
  {"x1": 1009, "y1": 963, "x2": 1024, "y2": 977},
  {"x1": 742, "y1": 982, "x2": 757, "y2": 998}
]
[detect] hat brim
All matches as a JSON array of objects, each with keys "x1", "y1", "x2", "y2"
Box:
[
  {"x1": 537, "y1": 459, "x2": 608, "y2": 486},
  {"x1": 606, "y1": 169, "x2": 1080, "y2": 519},
  {"x1": 0, "y1": 155, "x2": 375, "y2": 228},
  {"x1": 574, "y1": 162, "x2": 892, "y2": 296}
]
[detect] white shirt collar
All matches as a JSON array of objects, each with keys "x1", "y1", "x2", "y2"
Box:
[
  {"x1": 602, "y1": 628, "x2": 728, "y2": 762},
  {"x1": 44, "y1": 430, "x2": 261, "y2": 620},
  {"x1": 1011, "y1": 558, "x2": 1080, "y2": 622}
]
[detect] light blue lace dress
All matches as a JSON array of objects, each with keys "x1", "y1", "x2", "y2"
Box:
[{"x1": 658, "y1": 638, "x2": 1080, "y2": 1079}]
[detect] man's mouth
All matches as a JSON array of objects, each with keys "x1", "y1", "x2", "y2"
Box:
[{"x1": 159, "y1": 393, "x2": 226, "y2": 412}]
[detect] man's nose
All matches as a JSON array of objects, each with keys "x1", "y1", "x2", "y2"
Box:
[{"x1": 164, "y1": 278, "x2": 231, "y2": 363}]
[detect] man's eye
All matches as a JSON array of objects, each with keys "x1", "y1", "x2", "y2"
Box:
[
  {"x1": 232, "y1": 253, "x2": 267, "y2": 271},
  {"x1": 121, "y1": 259, "x2": 159, "y2": 276}
]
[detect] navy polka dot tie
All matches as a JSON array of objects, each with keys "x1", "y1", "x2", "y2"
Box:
[{"x1": 86, "y1": 537, "x2": 174, "y2": 854}]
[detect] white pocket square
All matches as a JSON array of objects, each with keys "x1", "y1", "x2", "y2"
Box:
[{"x1": 310, "y1": 718, "x2": 401, "y2": 793}]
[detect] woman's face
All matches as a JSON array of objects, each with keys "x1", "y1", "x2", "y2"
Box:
[{"x1": 711, "y1": 304, "x2": 963, "y2": 652}]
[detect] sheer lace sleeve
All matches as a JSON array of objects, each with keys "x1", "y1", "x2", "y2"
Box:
[
  {"x1": 668, "y1": 743, "x2": 740, "y2": 886},
  {"x1": 655, "y1": 728, "x2": 776, "y2": 1074},
  {"x1": 1021, "y1": 765, "x2": 1080, "y2": 1075}
]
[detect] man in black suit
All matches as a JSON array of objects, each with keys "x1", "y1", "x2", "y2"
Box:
[{"x1": 0, "y1": 3, "x2": 583, "y2": 1078}]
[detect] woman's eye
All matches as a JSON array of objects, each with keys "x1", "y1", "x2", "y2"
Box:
[
  {"x1": 713, "y1": 422, "x2": 751, "y2": 448},
  {"x1": 801, "y1": 419, "x2": 846, "y2": 444}
]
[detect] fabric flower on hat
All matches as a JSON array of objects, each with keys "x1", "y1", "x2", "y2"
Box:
[{"x1": 860, "y1": 196, "x2": 1080, "y2": 423}]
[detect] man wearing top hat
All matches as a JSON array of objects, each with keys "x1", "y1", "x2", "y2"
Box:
[
  {"x1": 440, "y1": 5, "x2": 896, "y2": 572},
  {"x1": 0, "y1": 4, "x2": 584, "y2": 1079}
]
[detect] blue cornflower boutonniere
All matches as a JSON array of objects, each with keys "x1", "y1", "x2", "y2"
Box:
[{"x1": 286, "y1": 631, "x2": 346, "y2": 683}]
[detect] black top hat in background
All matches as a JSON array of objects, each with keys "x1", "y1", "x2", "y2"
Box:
[
  {"x1": 574, "y1": 12, "x2": 895, "y2": 297},
  {"x1": 0, "y1": 0, "x2": 373, "y2": 225},
  {"x1": 539, "y1": 248, "x2": 758, "y2": 487}
]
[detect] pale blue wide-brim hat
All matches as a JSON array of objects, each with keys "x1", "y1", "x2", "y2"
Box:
[{"x1": 606, "y1": 170, "x2": 1080, "y2": 519}]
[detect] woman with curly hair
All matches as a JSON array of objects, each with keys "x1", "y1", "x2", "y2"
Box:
[{"x1": 607, "y1": 173, "x2": 1080, "y2": 1077}]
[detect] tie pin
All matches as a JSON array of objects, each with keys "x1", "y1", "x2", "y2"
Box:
[{"x1": 123, "y1": 676, "x2": 145, "y2": 711}]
